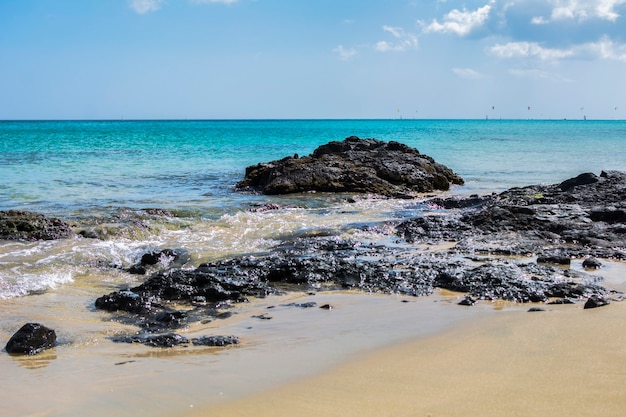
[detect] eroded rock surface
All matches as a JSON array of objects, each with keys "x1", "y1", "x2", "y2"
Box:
[
  {"x1": 398, "y1": 170, "x2": 626, "y2": 260},
  {"x1": 5, "y1": 323, "x2": 57, "y2": 355},
  {"x1": 0, "y1": 210, "x2": 72, "y2": 241},
  {"x1": 95, "y1": 171, "x2": 625, "y2": 347},
  {"x1": 236, "y1": 136, "x2": 464, "y2": 197}
]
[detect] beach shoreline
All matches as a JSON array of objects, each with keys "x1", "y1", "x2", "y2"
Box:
[{"x1": 184, "y1": 278, "x2": 626, "y2": 417}]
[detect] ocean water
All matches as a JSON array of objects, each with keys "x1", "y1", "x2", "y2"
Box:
[{"x1": 1, "y1": 118, "x2": 625, "y2": 299}]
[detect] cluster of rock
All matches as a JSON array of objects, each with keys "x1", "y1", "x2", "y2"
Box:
[
  {"x1": 236, "y1": 136, "x2": 464, "y2": 197},
  {"x1": 398, "y1": 170, "x2": 626, "y2": 260},
  {"x1": 3, "y1": 138, "x2": 625, "y2": 354},
  {"x1": 0, "y1": 210, "x2": 72, "y2": 241}
]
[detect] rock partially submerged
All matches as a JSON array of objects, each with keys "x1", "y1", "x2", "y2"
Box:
[
  {"x1": 5, "y1": 323, "x2": 57, "y2": 355},
  {"x1": 0, "y1": 210, "x2": 72, "y2": 241},
  {"x1": 95, "y1": 171, "x2": 624, "y2": 346},
  {"x1": 236, "y1": 136, "x2": 464, "y2": 197},
  {"x1": 398, "y1": 170, "x2": 626, "y2": 260},
  {"x1": 111, "y1": 333, "x2": 240, "y2": 348}
]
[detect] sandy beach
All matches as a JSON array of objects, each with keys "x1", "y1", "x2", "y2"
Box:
[
  {"x1": 176, "y1": 261, "x2": 626, "y2": 417},
  {"x1": 191, "y1": 279, "x2": 626, "y2": 417}
]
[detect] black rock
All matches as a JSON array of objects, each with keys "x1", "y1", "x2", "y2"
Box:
[
  {"x1": 191, "y1": 335, "x2": 239, "y2": 346},
  {"x1": 154, "y1": 311, "x2": 188, "y2": 327},
  {"x1": 94, "y1": 290, "x2": 154, "y2": 314},
  {"x1": 584, "y1": 295, "x2": 610, "y2": 309},
  {"x1": 0, "y1": 210, "x2": 72, "y2": 241},
  {"x1": 128, "y1": 248, "x2": 190, "y2": 274},
  {"x1": 281, "y1": 302, "x2": 317, "y2": 308},
  {"x1": 5, "y1": 323, "x2": 57, "y2": 355},
  {"x1": 236, "y1": 136, "x2": 464, "y2": 197},
  {"x1": 458, "y1": 296, "x2": 476, "y2": 306},
  {"x1": 537, "y1": 255, "x2": 571, "y2": 266},
  {"x1": 112, "y1": 333, "x2": 189, "y2": 348},
  {"x1": 582, "y1": 257, "x2": 603, "y2": 269},
  {"x1": 559, "y1": 172, "x2": 599, "y2": 191}
]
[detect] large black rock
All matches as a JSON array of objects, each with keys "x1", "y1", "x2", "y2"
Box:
[
  {"x1": 398, "y1": 170, "x2": 626, "y2": 260},
  {"x1": 0, "y1": 210, "x2": 72, "y2": 241},
  {"x1": 236, "y1": 136, "x2": 464, "y2": 197},
  {"x1": 5, "y1": 323, "x2": 57, "y2": 355}
]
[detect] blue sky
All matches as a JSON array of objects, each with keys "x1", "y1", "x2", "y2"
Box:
[{"x1": 1, "y1": 0, "x2": 625, "y2": 119}]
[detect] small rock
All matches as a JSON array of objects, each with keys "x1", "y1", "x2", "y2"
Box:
[
  {"x1": 281, "y1": 302, "x2": 317, "y2": 308},
  {"x1": 537, "y1": 255, "x2": 571, "y2": 266},
  {"x1": 582, "y1": 257, "x2": 602, "y2": 269},
  {"x1": 458, "y1": 296, "x2": 476, "y2": 306},
  {"x1": 584, "y1": 295, "x2": 610, "y2": 309},
  {"x1": 319, "y1": 304, "x2": 333, "y2": 310},
  {"x1": 527, "y1": 307, "x2": 545, "y2": 312},
  {"x1": 112, "y1": 333, "x2": 189, "y2": 348},
  {"x1": 191, "y1": 335, "x2": 239, "y2": 346},
  {"x1": 5, "y1": 323, "x2": 56, "y2": 355}
]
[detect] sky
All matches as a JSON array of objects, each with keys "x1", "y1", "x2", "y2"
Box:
[{"x1": 1, "y1": 0, "x2": 625, "y2": 120}]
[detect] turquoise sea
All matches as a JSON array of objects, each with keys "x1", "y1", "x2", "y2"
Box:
[
  {"x1": 1, "y1": 119, "x2": 626, "y2": 299},
  {"x1": 2, "y1": 119, "x2": 625, "y2": 217}
]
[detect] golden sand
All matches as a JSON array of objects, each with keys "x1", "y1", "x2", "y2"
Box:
[{"x1": 191, "y1": 299, "x2": 626, "y2": 417}]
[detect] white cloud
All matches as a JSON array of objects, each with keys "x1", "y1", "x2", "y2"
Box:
[
  {"x1": 577, "y1": 36, "x2": 626, "y2": 61},
  {"x1": 452, "y1": 67, "x2": 483, "y2": 79},
  {"x1": 489, "y1": 37, "x2": 626, "y2": 61},
  {"x1": 488, "y1": 41, "x2": 574, "y2": 60},
  {"x1": 421, "y1": 3, "x2": 493, "y2": 36},
  {"x1": 374, "y1": 26, "x2": 418, "y2": 52},
  {"x1": 333, "y1": 45, "x2": 358, "y2": 61},
  {"x1": 533, "y1": 0, "x2": 626, "y2": 23},
  {"x1": 129, "y1": 0, "x2": 165, "y2": 14}
]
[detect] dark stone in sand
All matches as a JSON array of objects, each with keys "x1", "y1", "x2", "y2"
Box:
[
  {"x1": 0, "y1": 210, "x2": 72, "y2": 241},
  {"x1": 458, "y1": 296, "x2": 476, "y2": 306},
  {"x1": 537, "y1": 255, "x2": 571, "y2": 266},
  {"x1": 582, "y1": 257, "x2": 603, "y2": 269},
  {"x1": 5, "y1": 323, "x2": 57, "y2": 355},
  {"x1": 154, "y1": 311, "x2": 188, "y2": 327},
  {"x1": 95, "y1": 290, "x2": 155, "y2": 314},
  {"x1": 528, "y1": 307, "x2": 546, "y2": 312},
  {"x1": 584, "y1": 295, "x2": 610, "y2": 309},
  {"x1": 281, "y1": 302, "x2": 317, "y2": 308},
  {"x1": 112, "y1": 333, "x2": 190, "y2": 348},
  {"x1": 236, "y1": 136, "x2": 464, "y2": 197},
  {"x1": 191, "y1": 335, "x2": 239, "y2": 346}
]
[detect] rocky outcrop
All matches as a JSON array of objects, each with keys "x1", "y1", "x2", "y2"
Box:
[
  {"x1": 94, "y1": 171, "x2": 624, "y2": 346},
  {"x1": 236, "y1": 136, "x2": 464, "y2": 197},
  {"x1": 398, "y1": 170, "x2": 626, "y2": 260},
  {"x1": 0, "y1": 210, "x2": 72, "y2": 241},
  {"x1": 5, "y1": 323, "x2": 57, "y2": 355}
]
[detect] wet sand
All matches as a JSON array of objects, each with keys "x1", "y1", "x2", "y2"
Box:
[
  {"x1": 191, "y1": 300, "x2": 626, "y2": 417},
  {"x1": 185, "y1": 262, "x2": 626, "y2": 417},
  {"x1": 2, "y1": 261, "x2": 624, "y2": 417},
  {"x1": 0, "y1": 288, "x2": 492, "y2": 417}
]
